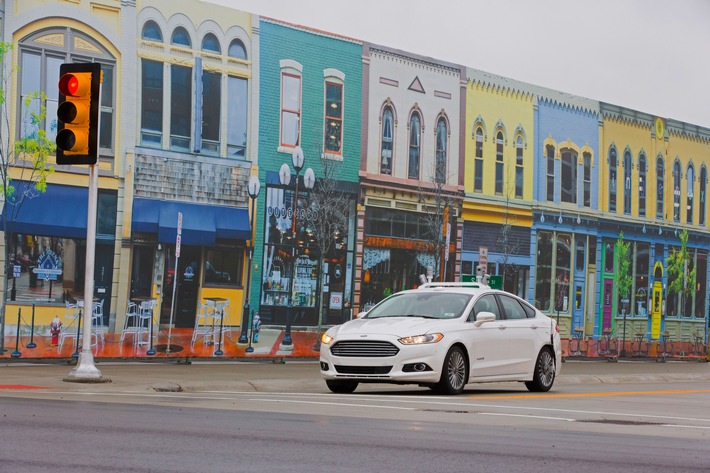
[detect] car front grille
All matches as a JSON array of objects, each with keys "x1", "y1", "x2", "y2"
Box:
[
  {"x1": 330, "y1": 340, "x2": 400, "y2": 357},
  {"x1": 334, "y1": 365, "x2": 392, "y2": 375}
]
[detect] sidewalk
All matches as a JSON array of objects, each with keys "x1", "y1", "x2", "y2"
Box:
[{"x1": 1, "y1": 358, "x2": 708, "y2": 394}]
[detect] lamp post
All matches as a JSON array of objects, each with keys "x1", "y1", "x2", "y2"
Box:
[
  {"x1": 280, "y1": 146, "x2": 315, "y2": 348},
  {"x1": 238, "y1": 175, "x2": 261, "y2": 347}
]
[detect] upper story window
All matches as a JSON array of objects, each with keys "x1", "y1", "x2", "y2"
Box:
[
  {"x1": 228, "y1": 39, "x2": 247, "y2": 60},
  {"x1": 202, "y1": 33, "x2": 221, "y2": 54},
  {"x1": 380, "y1": 105, "x2": 394, "y2": 175},
  {"x1": 608, "y1": 146, "x2": 618, "y2": 213},
  {"x1": 515, "y1": 135, "x2": 524, "y2": 198},
  {"x1": 172, "y1": 27, "x2": 191, "y2": 47},
  {"x1": 638, "y1": 153, "x2": 647, "y2": 217},
  {"x1": 687, "y1": 164, "x2": 695, "y2": 224},
  {"x1": 656, "y1": 156, "x2": 665, "y2": 219},
  {"x1": 141, "y1": 59, "x2": 163, "y2": 147},
  {"x1": 560, "y1": 148, "x2": 577, "y2": 204},
  {"x1": 474, "y1": 127, "x2": 483, "y2": 192},
  {"x1": 408, "y1": 112, "x2": 421, "y2": 180},
  {"x1": 583, "y1": 152, "x2": 592, "y2": 207},
  {"x1": 142, "y1": 21, "x2": 163, "y2": 42},
  {"x1": 324, "y1": 78, "x2": 343, "y2": 155},
  {"x1": 227, "y1": 75, "x2": 248, "y2": 158},
  {"x1": 201, "y1": 67, "x2": 221, "y2": 154},
  {"x1": 546, "y1": 144, "x2": 555, "y2": 202},
  {"x1": 700, "y1": 166, "x2": 707, "y2": 226},
  {"x1": 495, "y1": 131, "x2": 504, "y2": 194},
  {"x1": 623, "y1": 150, "x2": 632, "y2": 214},
  {"x1": 435, "y1": 116, "x2": 448, "y2": 183},
  {"x1": 280, "y1": 70, "x2": 302, "y2": 148},
  {"x1": 170, "y1": 64, "x2": 192, "y2": 151},
  {"x1": 19, "y1": 29, "x2": 115, "y2": 157},
  {"x1": 673, "y1": 160, "x2": 681, "y2": 222}
]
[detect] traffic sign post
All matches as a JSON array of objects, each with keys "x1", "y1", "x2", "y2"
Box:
[{"x1": 166, "y1": 212, "x2": 182, "y2": 355}]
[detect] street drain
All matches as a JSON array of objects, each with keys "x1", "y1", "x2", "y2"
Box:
[{"x1": 578, "y1": 419, "x2": 661, "y2": 426}]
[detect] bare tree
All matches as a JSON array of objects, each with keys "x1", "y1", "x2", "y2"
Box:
[{"x1": 0, "y1": 43, "x2": 55, "y2": 350}]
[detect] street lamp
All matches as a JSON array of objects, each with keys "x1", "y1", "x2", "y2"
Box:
[
  {"x1": 280, "y1": 146, "x2": 315, "y2": 348},
  {"x1": 238, "y1": 175, "x2": 261, "y2": 347}
]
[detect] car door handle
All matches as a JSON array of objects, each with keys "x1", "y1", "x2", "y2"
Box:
[
  {"x1": 530, "y1": 325, "x2": 539, "y2": 330},
  {"x1": 498, "y1": 326, "x2": 506, "y2": 330}
]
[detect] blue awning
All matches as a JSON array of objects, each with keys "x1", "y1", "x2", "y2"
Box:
[
  {"x1": 132, "y1": 198, "x2": 250, "y2": 246},
  {"x1": 0, "y1": 183, "x2": 88, "y2": 238}
]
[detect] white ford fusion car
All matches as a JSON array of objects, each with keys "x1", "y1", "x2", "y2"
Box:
[{"x1": 320, "y1": 282, "x2": 561, "y2": 394}]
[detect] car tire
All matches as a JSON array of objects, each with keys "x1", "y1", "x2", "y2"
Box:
[
  {"x1": 433, "y1": 346, "x2": 468, "y2": 395},
  {"x1": 326, "y1": 379, "x2": 358, "y2": 394},
  {"x1": 525, "y1": 347, "x2": 556, "y2": 392}
]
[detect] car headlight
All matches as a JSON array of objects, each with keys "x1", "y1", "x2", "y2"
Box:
[
  {"x1": 321, "y1": 333, "x2": 334, "y2": 345},
  {"x1": 398, "y1": 333, "x2": 443, "y2": 345}
]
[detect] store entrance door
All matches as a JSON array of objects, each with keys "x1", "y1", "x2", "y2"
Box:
[{"x1": 161, "y1": 246, "x2": 201, "y2": 328}]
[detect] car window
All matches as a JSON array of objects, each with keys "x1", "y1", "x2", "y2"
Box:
[
  {"x1": 497, "y1": 294, "x2": 527, "y2": 320},
  {"x1": 367, "y1": 292, "x2": 471, "y2": 319},
  {"x1": 520, "y1": 300, "x2": 537, "y2": 318},
  {"x1": 471, "y1": 294, "x2": 501, "y2": 321}
]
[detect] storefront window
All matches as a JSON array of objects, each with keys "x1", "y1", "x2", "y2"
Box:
[
  {"x1": 204, "y1": 247, "x2": 243, "y2": 286},
  {"x1": 554, "y1": 234, "x2": 571, "y2": 312},
  {"x1": 535, "y1": 231, "x2": 553, "y2": 311},
  {"x1": 695, "y1": 251, "x2": 707, "y2": 318},
  {"x1": 634, "y1": 242, "x2": 650, "y2": 316}
]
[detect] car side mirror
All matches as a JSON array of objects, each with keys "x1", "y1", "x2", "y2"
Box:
[
  {"x1": 356, "y1": 311, "x2": 368, "y2": 319},
  {"x1": 473, "y1": 312, "x2": 496, "y2": 327}
]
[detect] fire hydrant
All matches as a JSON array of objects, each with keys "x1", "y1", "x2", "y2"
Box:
[
  {"x1": 252, "y1": 313, "x2": 261, "y2": 343},
  {"x1": 50, "y1": 315, "x2": 62, "y2": 347}
]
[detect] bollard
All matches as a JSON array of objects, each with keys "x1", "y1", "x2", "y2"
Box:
[
  {"x1": 27, "y1": 304, "x2": 37, "y2": 349},
  {"x1": 245, "y1": 309, "x2": 254, "y2": 354},
  {"x1": 147, "y1": 309, "x2": 156, "y2": 356},
  {"x1": 72, "y1": 310, "x2": 81, "y2": 358},
  {"x1": 11, "y1": 308, "x2": 22, "y2": 358}
]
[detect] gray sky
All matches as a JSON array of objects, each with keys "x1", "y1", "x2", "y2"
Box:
[{"x1": 210, "y1": 0, "x2": 710, "y2": 129}]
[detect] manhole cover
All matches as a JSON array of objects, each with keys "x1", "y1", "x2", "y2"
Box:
[{"x1": 153, "y1": 344, "x2": 184, "y2": 353}]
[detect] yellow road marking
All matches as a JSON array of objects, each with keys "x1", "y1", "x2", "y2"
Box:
[{"x1": 473, "y1": 389, "x2": 710, "y2": 400}]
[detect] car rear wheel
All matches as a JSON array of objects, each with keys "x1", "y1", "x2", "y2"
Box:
[
  {"x1": 433, "y1": 346, "x2": 467, "y2": 395},
  {"x1": 326, "y1": 379, "x2": 358, "y2": 394},
  {"x1": 525, "y1": 347, "x2": 556, "y2": 392}
]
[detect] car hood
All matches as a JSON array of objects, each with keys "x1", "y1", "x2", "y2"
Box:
[{"x1": 331, "y1": 317, "x2": 446, "y2": 338}]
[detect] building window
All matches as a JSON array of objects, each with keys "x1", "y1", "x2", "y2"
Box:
[
  {"x1": 609, "y1": 147, "x2": 617, "y2": 213},
  {"x1": 142, "y1": 21, "x2": 163, "y2": 42},
  {"x1": 546, "y1": 144, "x2": 555, "y2": 202},
  {"x1": 141, "y1": 59, "x2": 163, "y2": 146},
  {"x1": 623, "y1": 150, "x2": 632, "y2": 214},
  {"x1": 474, "y1": 127, "x2": 483, "y2": 192},
  {"x1": 634, "y1": 243, "x2": 650, "y2": 316},
  {"x1": 228, "y1": 39, "x2": 247, "y2": 59},
  {"x1": 583, "y1": 152, "x2": 591, "y2": 207},
  {"x1": 19, "y1": 29, "x2": 115, "y2": 155},
  {"x1": 534, "y1": 231, "x2": 553, "y2": 311},
  {"x1": 281, "y1": 72, "x2": 301, "y2": 147},
  {"x1": 324, "y1": 82, "x2": 343, "y2": 155},
  {"x1": 201, "y1": 70, "x2": 221, "y2": 155},
  {"x1": 495, "y1": 131, "x2": 504, "y2": 194},
  {"x1": 700, "y1": 167, "x2": 707, "y2": 226},
  {"x1": 673, "y1": 160, "x2": 681, "y2": 222},
  {"x1": 204, "y1": 247, "x2": 243, "y2": 286},
  {"x1": 408, "y1": 112, "x2": 421, "y2": 180},
  {"x1": 638, "y1": 153, "x2": 646, "y2": 217},
  {"x1": 560, "y1": 149, "x2": 577, "y2": 204},
  {"x1": 435, "y1": 117, "x2": 447, "y2": 183},
  {"x1": 171, "y1": 27, "x2": 191, "y2": 47},
  {"x1": 227, "y1": 76, "x2": 248, "y2": 158},
  {"x1": 170, "y1": 65, "x2": 192, "y2": 151},
  {"x1": 687, "y1": 164, "x2": 695, "y2": 224},
  {"x1": 554, "y1": 234, "x2": 571, "y2": 312},
  {"x1": 380, "y1": 106, "x2": 394, "y2": 175},
  {"x1": 656, "y1": 156, "x2": 665, "y2": 219},
  {"x1": 515, "y1": 135, "x2": 524, "y2": 198},
  {"x1": 202, "y1": 33, "x2": 221, "y2": 54}
]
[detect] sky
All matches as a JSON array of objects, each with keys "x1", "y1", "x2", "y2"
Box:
[{"x1": 208, "y1": 0, "x2": 710, "y2": 129}]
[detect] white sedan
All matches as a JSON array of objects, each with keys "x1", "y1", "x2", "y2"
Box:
[{"x1": 320, "y1": 282, "x2": 562, "y2": 394}]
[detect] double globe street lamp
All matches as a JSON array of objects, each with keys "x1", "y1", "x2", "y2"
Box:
[
  {"x1": 238, "y1": 175, "x2": 261, "y2": 350},
  {"x1": 279, "y1": 146, "x2": 315, "y2": 348}
]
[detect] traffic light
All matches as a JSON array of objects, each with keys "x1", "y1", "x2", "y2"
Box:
[{"x1": 56, "y1": 62, "x2": 101, "y2": 165}]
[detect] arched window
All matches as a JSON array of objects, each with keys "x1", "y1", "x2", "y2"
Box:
[
  {"x1": 474, "y1": 127, "x2": 483, "y2": 192},
  {"x1": 142, "y1": 20, "x2": 163, "y2": 42},
  {"x1": 546, "y1": 144, "x2": 555, "y2": 202},
  {"x1": 673, "y1": 160, "x2": 681, "y2": 222},
  {"x1": 687, "y1": 164, "x2": 695, "y2": 224},
  {"x1": 561, "y1": 148, "x2": 577, "y2": 204},
  {"x1": 700, "y1": 166, "x2": 707, "y2": 226},
  {"x1": 609, "y1": 147, "x2": 617, "y2": 213},
  {"x1": 583, "y1": 152, "x2": 592, "y2": 207},
  {"x1": 171, "y1": 27, "x2": 191, "y2": 47},
  {"x1": 623, "y1": 150, "x2": 632, "y2": 214},
  {"x1": 638, "y1": 153, "x2": 647, "y2": 217},
  {"x1": 380, "y1": 106, "x2": 394, "y2": 175},
  {"x1": 495, "y1": 131, "x2": 504, "y2": 194},
  {"x1": 656, "y1": 156, "x2": 665, "y2": 219},
  {"x1": 228, "y1": 39, "x2": 247, "y2": 59},
  {"x1": 202, "y1": 33, "x2": 221, "y2": 53},
  {"x1": 515, "y1": 135, "x2": 524, "y2": 198},
  {"x1": 435, "y1": 117, "x2": 447, "y2": 183},
  {"x1": 408, "y1": 112, "x2": 421, "y2": 180}
]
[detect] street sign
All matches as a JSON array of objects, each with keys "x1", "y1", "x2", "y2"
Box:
[
  {"x1": 176, "y1": 212, "x2": 183, "y2": 257},
  {"x1": 479, "y1": 246, "x2": 488, "y2": 275}
]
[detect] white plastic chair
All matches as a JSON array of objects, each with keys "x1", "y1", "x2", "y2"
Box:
[
  {"x1": 135, "y1": 299, "x2": 157, "y2": 347},
  {"x1": 191, "y1": 302, "x2": 214, "y2": 346},
  {"x1": 59, "y1": 300, "x2": 80, "y2": 350},
  {"x1": 120, "y1": 302, "x2": 140, "y2": 344},
  {"x1": 91, "y1": 299, "x2": 105, "y2": 348}
]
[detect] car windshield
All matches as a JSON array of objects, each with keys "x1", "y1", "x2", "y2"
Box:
[{"x1": 365, "y1": 292, "x2": 472, "y2": 320}]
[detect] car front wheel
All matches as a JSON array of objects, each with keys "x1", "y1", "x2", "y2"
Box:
[
  {"x1": 525, "y1": 347, "x2": 556, "y2": 392},
  {"x1": 433, "y1": 346, "x2": 468, "y2": 395},
  {"x1": 326, "y1": 379, "x2": 358, "y2": 394}
]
